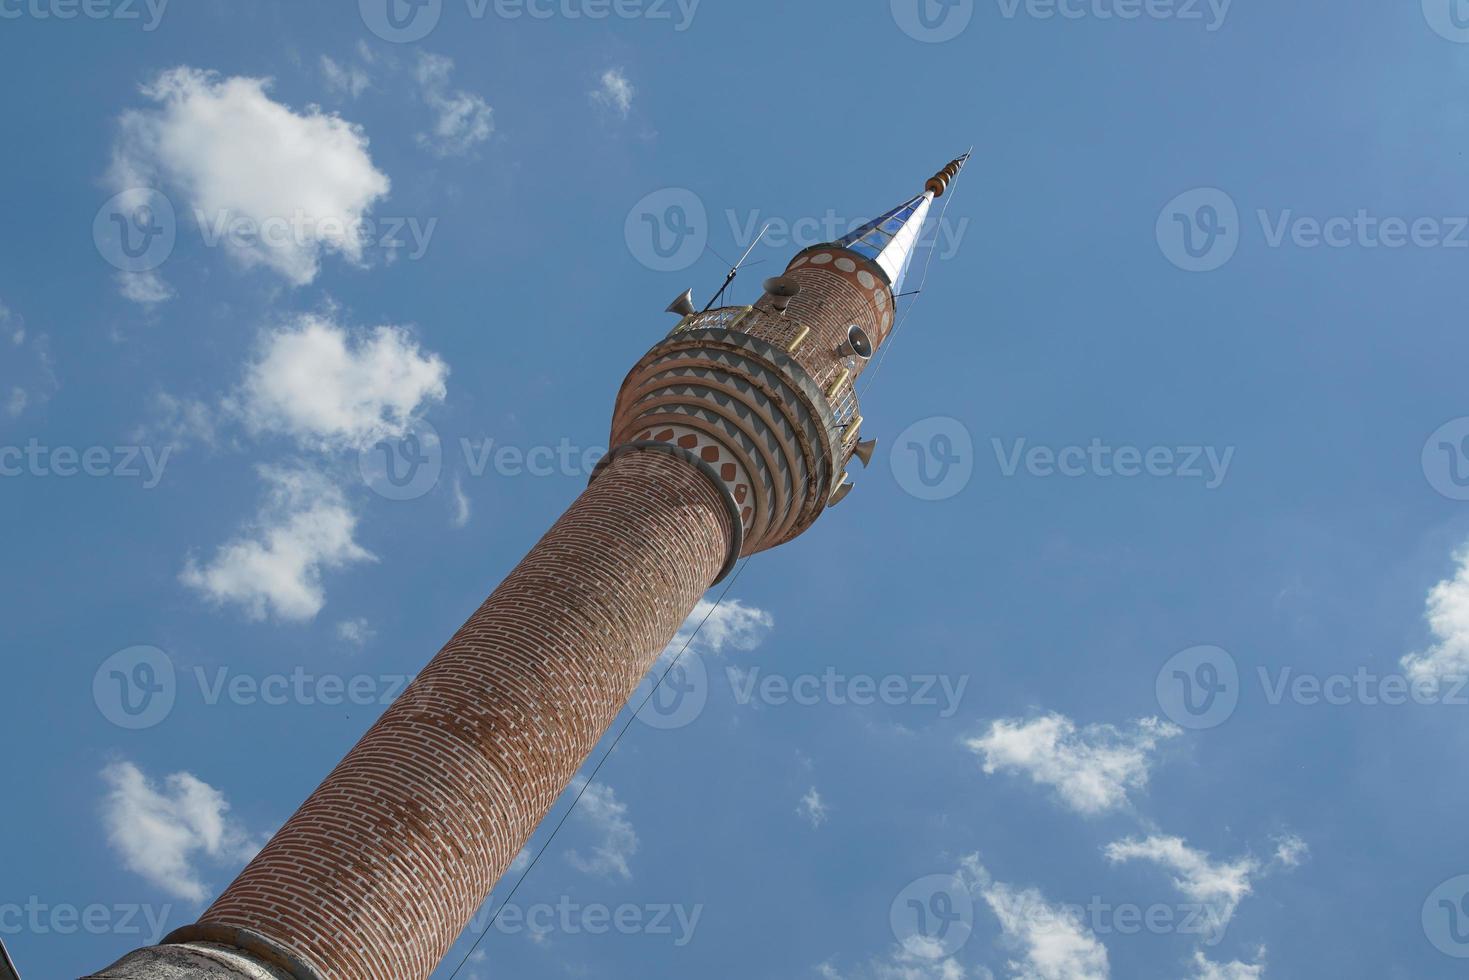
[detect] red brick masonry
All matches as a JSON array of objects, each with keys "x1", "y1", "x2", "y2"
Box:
[{"x1": 182, "y1": 450, "x2": 732, "y2": 980}]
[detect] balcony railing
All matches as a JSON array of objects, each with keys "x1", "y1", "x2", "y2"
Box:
[{"x1": 668, "y1": 305, "x2": 754, "y2": 337}]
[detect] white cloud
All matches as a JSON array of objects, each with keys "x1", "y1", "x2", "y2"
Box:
[
  {"x1": 452, "y1": 474, "x2": 471, "y2": 527},
  {"x1": 234, "y1": 314, "x2": 447, "y2": 451},
  {"x1": 1188, "y1": 949, "x2": 1265, "y2": 980},
  {"x1": 117, "y1": 269, "x2": 174, "y2": 305},
  {"x1": 798, "y1": 787, "x2": 829, "y2": 828},
  {"x1": 1270, "y1": 833, "x2": 1307, "y2": 869},
  {"x1": 111, "y1": 66, "x2": 390, "y2": 291},
  {"x1": 336, "y1": 617, "x2": 376, "y2": 647},
  {"x1": 964, "y1": 714, "x2": 1179, "y2": 816},
  {"x1": 565, "y1": 783, "x2": 638, "y2": 879},
  {"x1": 321, "y1": 55, "x2": 370, "y2": 100},
  {"x1": 960, "y1": 855, "x2": 1108, "y2": 980},
  {"x1": 1104, "y1": 836, "x2": 1256, "y2": 938},
  {"x1": 139, "y1": 392, "x2": 220, "y2": 450},
  {"x1": 1402, "y1": 543, "x2": 1469, "y2": 682},
  {"x1": 818, "y1": 937, "x2": 972, "y2": 980},
  {"x1": 101, "y1": 761, "x2": 262, "y2": 902},
  {"x1": 0, "y1": 302, "x2": 56, "y2": 418},
  {"x1": 667, "y1": 597, "x2": 773, "y2": 658},
  {"x1": 182, "y1": 464, "x2": 375, "y2": 622},
  {"x1": 873, "y1": 938, "x2": 970, "y2": 980},
  {"x1": 590, "y1": 68, "x2": 635, "y2": 118},
  {"x1": 415, "y1": 53, "x2": 493, "y2": 157}
]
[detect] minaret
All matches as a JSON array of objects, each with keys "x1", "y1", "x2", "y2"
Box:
[{"x1": 85, "y1": 154, "x2": 969, "y2": 980}]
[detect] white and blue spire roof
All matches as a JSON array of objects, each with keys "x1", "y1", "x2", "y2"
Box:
[{"x1": 832, "y1": 152, "x2": 970, "y2": 297}]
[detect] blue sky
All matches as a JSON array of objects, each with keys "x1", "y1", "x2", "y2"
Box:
[{"x1": 5, "y1": 1, "x2": 1469, "y2": 977}]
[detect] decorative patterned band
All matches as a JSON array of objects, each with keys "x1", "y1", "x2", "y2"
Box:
[{"x1": 591, "y1": 441, "x2": 745, "y2": 583}]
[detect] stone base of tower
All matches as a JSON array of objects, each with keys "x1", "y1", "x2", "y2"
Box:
[{"x1": 81, "y1": 941, "x2": 297, "y2": 980}]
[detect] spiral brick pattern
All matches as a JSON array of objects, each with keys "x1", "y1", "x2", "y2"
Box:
[{"x1": 168, "y1": 450, "x2": 732, "y2": 980}]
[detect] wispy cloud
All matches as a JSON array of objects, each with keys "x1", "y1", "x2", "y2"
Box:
[
  {"x1": 964, "y1": 714, "x2": 1179, "y2": 816},
  {"x1": 452, "y1": 474, "x2": 471, "y2": 527},
  {"x1": 0, "y1": 300, "x2": 56, "y2": 419},
  {"x1": 963, "y1": 854, "x2": 1109, "y2": 980},
  {"x1": 117, "y1": 269, "x2": 174, "y2": 306},
  {"x1": 565, "y1": 782, "x2": 638, "y2": 879},
  {"x1": 1104, "y1": 835, "x2": 1256, "y2": 941},
  {"x1": 1188, "y1": 948, "x2": 1266, "y2": 980},
  {"x1": 136, "y1": 392, "x2": 219, "y2": 450},
  {"x1": 415, "y1": 53, "x2": 493, "y2": 157},
  {"x1": 667, "y1": 597, "x2": 773, "y2": 658},
  {"x1": 797, "y1": 787, "x2": 829, "y2": 828},
  {"x1": 321, "y1": 54, "x2": 369, "y2": 99},
  {"x1": 817, "y1": 937, "x2": 972, "y2": 980},
  {"x1": 336, "y1": 617, "x2": 376, "y2": 648},
  {"x1": 590, "y1": 67, "x2": 635, "y2": 118},
  {"x1": 1270, "y1": 833, "x2": 1308, "y2": 869}
]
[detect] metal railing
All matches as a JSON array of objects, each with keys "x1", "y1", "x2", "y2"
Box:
[{"x1": 668, "y1": 305, "x2": 753, "y2": 337}]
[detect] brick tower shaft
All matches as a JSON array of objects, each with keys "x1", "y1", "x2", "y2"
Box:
[{"x1": 89, "y1": 450, "x2": 733, "y2": 980}]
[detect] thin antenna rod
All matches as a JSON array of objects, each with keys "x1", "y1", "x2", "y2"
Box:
[{"x1": 703, "y1": 223, "x2": 770, "y2": 311}]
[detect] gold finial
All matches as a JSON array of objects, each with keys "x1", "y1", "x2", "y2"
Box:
[{"x1": 925, "y1": 153, "x2": 970, "y2": 198}]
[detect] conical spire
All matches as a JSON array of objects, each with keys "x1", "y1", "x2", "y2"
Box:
[{"x1": 833, "y1": 152, "x2": 969, "y2": 297}]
